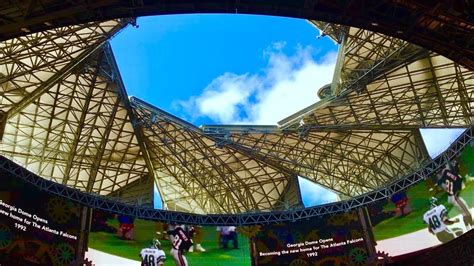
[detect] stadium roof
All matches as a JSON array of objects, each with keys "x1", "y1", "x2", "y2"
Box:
[
  {"x1": 0, "y1": 1, "x2": 472, "y2": 69},
  {"x1": 0, "y1": 3, "x2": 472, "y2": 215},
  {"x1": 281, "y1": 23, "x2": 473, "y2": 129}
]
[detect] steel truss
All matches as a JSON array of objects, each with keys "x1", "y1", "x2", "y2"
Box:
[
  {"x1": 308, "y1": 21, "x2": 429, "y2": 97},
  {"x1": 131, "y1": 98, "x2": 301, "y2": 214},
  {"x1": 309, "y1": 21, "x2": 347, "y2": 44},
  {"x1": 1, "y1": 36, "x2": 152, "y2": 204},
  {"x1": 0, "y1": 127, "x2": 471, "y2": 226},
  {"x1": 0, "y1": 1, "x2": 472, "y2": 70},
  {"x1": 201, "y1": 125, "x2": 428, "y2": 197},
  {"x1": 0, "y1": 19, "x2": 131, "y2": 115},
  {"x1": 281, "y1": 53, "x2": 474, "y2": 129},
  {"x1": 333, "y1": 28, "x2": 427, "y2": 97},
  {"x1": 0, "y1": 0, "x2": 473, "y2": 219}
]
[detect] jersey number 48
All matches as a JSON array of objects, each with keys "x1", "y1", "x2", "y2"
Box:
[
  {"x1": 429, "y1": 215, "x2": 442, "y2": 230},
  {"x1": 143, "y1": 254, "x2": 156, "y2": 266}
]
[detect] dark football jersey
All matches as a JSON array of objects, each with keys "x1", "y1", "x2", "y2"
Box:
[
  {"x1": 169, "y1": 226, "x2": 193, "y2": 251},
  {"x1": 437, "y1": 169, "x2": 462, "y2": 196}
]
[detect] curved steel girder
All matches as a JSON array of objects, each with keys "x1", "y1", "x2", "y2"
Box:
[
  {"x1": 0, "y1": 1, "x2": 472, "y2": 69},
  {"x1": 1, "y1": 126, "x2": 471, "y2": 225}
]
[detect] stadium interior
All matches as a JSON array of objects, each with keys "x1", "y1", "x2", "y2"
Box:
[{"x1": 0, "y1": 1, "x2": 472, "y2": 265}]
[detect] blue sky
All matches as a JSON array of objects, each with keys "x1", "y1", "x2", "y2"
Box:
[
  {"x1": 111, "y1": 14, "x2": 337, "y2": 126},
  {"x1": 111, "y1": 15, "x2": 466, "y2": 210}
]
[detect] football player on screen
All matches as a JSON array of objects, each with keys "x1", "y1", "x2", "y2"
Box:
[
  {"x1": 168, "y1": 224, "x2": 194, "y2": 266},
  {"x1": 140, "y1": 239, "x2": 166, "y2": 266},
  {"x1": 436, "y1": 162, "x2": 473, "y2": 230},
  {"x1": 423, "y1": 197, "x2": 462, "y2": 243}
]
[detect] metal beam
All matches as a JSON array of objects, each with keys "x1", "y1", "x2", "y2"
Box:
[
  {"x1": 212, "y1": 127, "x2": 424, "y2": 194},
  {"x1": 134, "y1": 107, "x2": 239, "y2": 213},
  {"x1": 62, "y1": 52, "x2": 103, "y2": 185},
  {"x1": 5, "y1": 21, "x2": 128, "y2": 119},
  {"x1": 1, "y1": 126, "x2": 470, "y2": 225},
  {"x1": 0, "y1": 111, "x2": 6, "y2": 141},
  {"x1": 220, "y1": 133, "x2": 374, "y2": 195},
  {"x1": 309, "y1": 21, "x2": 348, "y2": 44},
  {"x1": 0, "y1": 1, "x2": 472, "y2": 70},
  {"x1": 336, "y1": 44, "x2": 428, "y2": 96},
  {"x1": 102, "y1": 44, "x2": 163, "y2": 208},
  {"x1": 85, "y1": 86, "x2": 121, "y2": 193}
]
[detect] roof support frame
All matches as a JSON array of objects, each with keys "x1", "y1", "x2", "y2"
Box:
[
  {"x1": 1, "y1": 1, "x2": 472, "y2": 69},
  {"x1": 99, "y1": 44, "x2": 165, "y2": 208},
  {"x1": 338, "y1": 44, "x2": 428, "y2": 96},
  {"x1": 221, "y1": 133, "x2": 373, "y2": 195},
  {"x1": 189, "y1": 132, "x2": 264, "y2": 211},
  {"x1": 4, "y1": 20, "x2": 130, "y2": 118},
  {"x1": 208, "y1": 125, "x2": 425, "y2": 191},
  {"x1": 453, "y1": 64, "x2": 473, "y2": 124},
  {"x1": 61, "y1": 53, "x2": 102, "y2": 185},
  {"x1": 1, "y1": 127, "x2": 470, "y2": 225},
  {"x1": 85, "y1": 84, "x2": 121, "y2": 193},
  {"x1": 134, "y1": 108, "x2": 242, "y2": 213}
]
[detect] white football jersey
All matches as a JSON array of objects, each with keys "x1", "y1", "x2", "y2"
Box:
[
  {"x1": 423, "y1": 205, "x2": 448, "y2": 234},
  {"x1": 140, "y1": 248, "x2": 166, "y2": 266}
]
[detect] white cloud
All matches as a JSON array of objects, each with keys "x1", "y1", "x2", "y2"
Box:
[
  {"x1": 250, "y1": 48, "x2": 336, "y2": 124},
  {"x1": 179, "y1": 73, "x2": 261, "y2": 124},
  {"x1": 175, "y1": 43, "x2": 338, "y2": 208},
  {"x1": 176, "y1": 43, "x2": 336, "y2": 125},
  {"x1": 298, "y1": 177, "x2": 338, "y2": 207}
]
